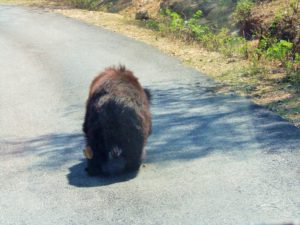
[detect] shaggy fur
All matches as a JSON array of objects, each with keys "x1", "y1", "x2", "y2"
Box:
[{"x1": 83, "y1": 66, "x2": 152, "y2": 176}]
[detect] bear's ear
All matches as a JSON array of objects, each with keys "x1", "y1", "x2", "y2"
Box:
[{"x1": 144, "y1": 88, "x2": 152, "y2": 103}]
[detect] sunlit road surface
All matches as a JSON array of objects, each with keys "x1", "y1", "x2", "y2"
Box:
[{"x1": 0, "y1": 5, "x2": 299, "y2": 225}]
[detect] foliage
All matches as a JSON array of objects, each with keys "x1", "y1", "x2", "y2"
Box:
[
  {"x1": 145, "y1": 19, "x2": 160, "y2": 30},
  {"x1": 266, "y1": 40, "x2": 293, "y2": 65},
  {"x1": 152, "y1": 7, "x2": 299, "y2": 88},
  {"x1": 186, "y1": 10, "x2": 210, "y2": 41},
  {"x1": 164, "y1": 9, "x2": 185, "y2": 32},
  {"x1": 289, "y1": 0, "x2": 300, "y2": 14},
  {"x1": 285, "y1": 53, "x2": 300, "y2": 87},
  {"x1": 216, "y1": 29, "x2": 248, "y2": 57},
  {"x1": 157, "y1": 9, "x2": 249, "y2": 58},
  {"x1": 258, "y1": 38, "x2": 300, "y2": 87},
  {"x1": 286, "y1": 71, "x2": 300, "y2": 89},
  {"x1": 232, "y1": 0, "x2": 254, "y2": 23},
  {"x1": 69, "y1": 0, "x2": 101, "y2": 10}
]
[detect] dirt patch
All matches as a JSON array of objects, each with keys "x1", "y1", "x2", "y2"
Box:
[
  {"x1": 245, "y1": 0, "x2": 300, "y2": 51},
  {"x1": 122, "y1": 0, "x2": 162, "y2": 17}
]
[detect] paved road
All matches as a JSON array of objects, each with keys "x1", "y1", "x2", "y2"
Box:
[{"x1": 0, "y1": 5, "x2": 299, "y2": 225}]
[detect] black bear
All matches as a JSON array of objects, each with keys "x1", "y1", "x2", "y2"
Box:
[{"x1": 83, "y1": 65, "x2": 152, "y2": 176}]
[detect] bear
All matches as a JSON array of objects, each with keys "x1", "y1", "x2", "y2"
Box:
[{"x1": 82, "y1": 65, "x2": 152, "y2": 176}]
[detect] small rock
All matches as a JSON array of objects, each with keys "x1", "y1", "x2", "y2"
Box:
[
  {"x1": 227, "y1": 58, "x2": 236, "y2": 64},
  {"x1": 135, "y1": 10, "x2": 150, "y2": 20},
  {"x1": 285, "y1": 84, "x2": 293, "y2": 89},
  {"x1": 271, "y1": 68, "x2": 284, "y2": 74}
]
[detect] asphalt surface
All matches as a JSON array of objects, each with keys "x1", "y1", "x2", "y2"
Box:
[{"x1": 0, "y1": 5, "x2": 299, "y2": 225}]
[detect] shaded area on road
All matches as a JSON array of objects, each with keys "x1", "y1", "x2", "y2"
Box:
[
  {"x1": 67, "y1": 160, "x2": 139, "y2": 187},
  {"x1": 2, "y1": 133, "x2": 84, "y2": 166},
  {"x1": 250, "y1": 104, "x2": 300, "y2": 153},
  {"x1": 147, "y1": 84, "x2": 300, "y2": 163},
  {"x1": 2, "y1": 132, "x2": 139, "y2": 187}
]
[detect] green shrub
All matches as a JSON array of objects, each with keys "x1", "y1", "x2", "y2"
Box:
[
  {"x1": 145, "y1": 19, "x2": 160, "y2": 31},
  {"x1": 69, "y1": 0, "x2": 100, "y2": 10},
  {"x1": 186, "y1": 10, "x2": 210, "y2": 41},
  {"x1": 164, "y1": 9, "x2": 184, "y2": 32},
  {"x1": 158, "y1": 9, "x2": 249, "y2": 57},
  {"x1": 286, "y1": 71, "x2": 300, "y2": 89},
  {"x1": 145, "y1": 8, "x2": 296, "y2": 76},
  {"x1": 233, "y1": 0, "x2": 254, "y2": 23},
  {"x1": 266, "y1": 40, "x2": 293, "y2": 65}
]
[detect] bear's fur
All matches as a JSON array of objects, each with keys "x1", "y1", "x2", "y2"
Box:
[{"x1": 83, "y1": 66, "x2": 151, "y2": 176}]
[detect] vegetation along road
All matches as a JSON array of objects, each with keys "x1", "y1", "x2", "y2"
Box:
[{"x1": 0, "y1": 4, "x2": 299, "y2": 225}]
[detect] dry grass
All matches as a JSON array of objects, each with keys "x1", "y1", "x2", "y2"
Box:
[
  {"x1": 251, "y1": 0, "x2": 293, "y2": 24},
  {"x1": 122, "y1": 0, "x2": 162, "y2": 17}
]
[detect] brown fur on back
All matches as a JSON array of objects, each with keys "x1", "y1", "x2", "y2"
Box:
[
  {"x1": 87, "y1": 65, "x2": 151, "y2": 138},
  {"x1": 89, "y1": 66, "x2": 142, "y2": 98}
]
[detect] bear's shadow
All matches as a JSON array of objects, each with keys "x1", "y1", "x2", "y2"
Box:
[{"x1": 67, "y1": 160, "x2": 139, "y2": 187}]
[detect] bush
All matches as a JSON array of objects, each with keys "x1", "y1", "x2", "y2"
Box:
[
  {"x1": 69, "y1": 0, "x2": 100, "y2": 10},
  {"x1": 157, "y1": 9, "x2": 249, "y2": 57},
  {"x1": 144, "y1": 8, "x2": 297, "y2": 78},
  {"x1": 186, "y1": 10, "x2": 210, "y2": 41},
  {"x1": 233, "y1": 0, "x2": 254, "y2": 23},
  {"x1": 164, "y1": 9, "x2": 184, "y2": 32},
  {"x1": 266, "y1": 40, "x2": 293, "y2": 65},
  {"x1": 287, "y1": 53, "x2": 300, "y2": 87},
  {"x1": 145, "y1": 19, "x2": 160, "y2": 31}
]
